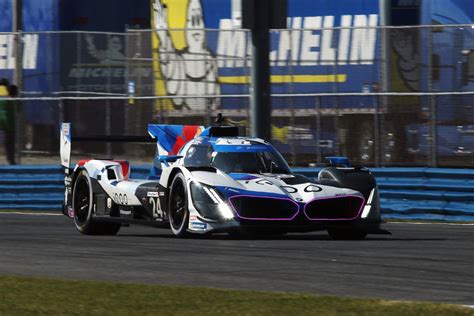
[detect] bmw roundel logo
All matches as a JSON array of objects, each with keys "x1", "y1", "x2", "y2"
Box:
[
  {"x1": 281, "y1": 186, "x2": 298, "y2": 193},
  {"x1": 304, "y1": 185, "x2": 323, "y2": 193}
]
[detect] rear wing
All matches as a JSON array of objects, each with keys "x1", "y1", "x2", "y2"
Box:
[{"x1": 59, "y1": 122, "x2": 155, "y2": 172}]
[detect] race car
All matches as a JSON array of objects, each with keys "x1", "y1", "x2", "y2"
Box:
[{"x1": 60, "y1": 123, "x2": 389, "y2": 239}]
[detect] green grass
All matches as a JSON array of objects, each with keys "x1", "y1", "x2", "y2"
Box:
[{"x1": 0, "y1": 276, "x2": 471, "y2": 316}]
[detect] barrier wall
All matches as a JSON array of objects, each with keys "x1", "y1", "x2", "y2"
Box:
[{"x1": 1, "y1": 165, "x2": 473, "y2": 221}]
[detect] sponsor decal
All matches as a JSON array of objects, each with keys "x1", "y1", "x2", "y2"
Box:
[
  {"x1": 120, "y1": 209, "x2": 132, "y2": 216},
  {"x1": 152, "y1": 0, "x2": 220, "y2": 111},
  {"x1": 85, "y1": 34, "x2": 125, "y2": 64},
  {"x1": 189, "y1": 215, "x2": 198, "y2": 221},
  {"x1": 0, "y1": 34, "x2": 39, "y2": 70},
  {"x1": 190, "y1": 221, "x2": 207, "y2": 230},
  {"x1": 114, "y1": 193, "x2": 128, "y2": 205},
  {"x1": 67, "y1": 207, "x2": 74, "y2": 218},
  {"x1": 147, "y1": 191, "x2": 159, "y2": 197},
  {"x1": 218, "y1": 14, "x2": 378, "y2": 69},
  {"x1": 107, "y1": 198, "x2": 112, "y2": 209},
  {"x1": 150, "y1": 0, "x2": 379, "y2": 113}
]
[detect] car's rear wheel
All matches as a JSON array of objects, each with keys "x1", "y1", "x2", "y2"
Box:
[
  {"x1": 327, "y1": 228, "x2": 367, "y2": 240},
  {"x1": 72, "y1": 170, "x2": 120, "y2": 235},
  {"x1": 169, "y1": 172, "x2": 189, "y2": 238}
]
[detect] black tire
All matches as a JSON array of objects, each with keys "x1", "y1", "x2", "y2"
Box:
[
  {"x1": 168, "y1": 172, "x2": 189, "y2": 238},
  {"x1": 327, "y1": 228, "x2": 367, "y2": 240},
  {"x1": 72, "y1": 170, "x2": 121, "y2": 235}
]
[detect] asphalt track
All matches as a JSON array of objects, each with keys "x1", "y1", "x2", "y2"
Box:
[{"x1": 0, "y1": 213, "x2": 472, "y2": 305}]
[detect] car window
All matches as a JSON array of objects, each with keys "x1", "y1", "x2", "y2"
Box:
[
  {"x1": 184, "y1": 145, "x2": 213, "y2": 167},
  {"x1": 211, "y1": 150, "x2": 291, "y2": 174}
]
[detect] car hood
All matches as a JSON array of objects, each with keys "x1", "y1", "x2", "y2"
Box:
[{"x1": 189, "y1": 170, "x2": 363, "y2": 204}]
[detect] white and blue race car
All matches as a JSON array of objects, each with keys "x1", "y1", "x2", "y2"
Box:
[{"x1": 60, "y1": 123, "x2": 389, "y2": 239}]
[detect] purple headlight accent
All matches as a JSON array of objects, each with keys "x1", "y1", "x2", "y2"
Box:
[
  {"x1": 303, "y1": 195, "x2": 365, "y2": 221},
  {"x1": 228, "y1": 195, "x2": 300, "y2": 221}
]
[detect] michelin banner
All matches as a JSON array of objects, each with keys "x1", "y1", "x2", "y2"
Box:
[{"x1": 150, "y1": 0, "x2": 380, "y2": 111}]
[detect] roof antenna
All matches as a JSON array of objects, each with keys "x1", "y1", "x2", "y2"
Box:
[{"x1": 214, "y1": 113, "x2": 224, "y2": 126}]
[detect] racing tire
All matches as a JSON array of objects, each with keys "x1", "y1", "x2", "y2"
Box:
[
  {"x1": 327, "y1": 228, "x2": 367, "y2": 240},
  {"x1": 169, "y1": 172, "x2": 190, "y2": 238},
  {"x1": 72, "y1": 170, "x2": 121, "y2": 235}
]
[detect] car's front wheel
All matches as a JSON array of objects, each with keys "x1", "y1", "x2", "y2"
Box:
[{"x1": 169, "y1": 172, "x2": 189, "y2": 238}]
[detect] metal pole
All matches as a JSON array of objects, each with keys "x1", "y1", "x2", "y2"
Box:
[
  {"x1": 428, "y1": 26, "x2": 437, "y2": 167},
  {"x1": 379, "y1": 0, "x2": 389, "y2": 166},
  {"x1": 315, "y1": 97, "x2": 322, "y2": 164},
  {"x1": 105, "y1": 33, "x2": 112, "y2": 157},
  {"x1": 12, "y1": 0, "x2": 23, "y2": 164},
  {"x1": 12, "y1": 0, "x2": 23, "y2": 89},
  {"x1": 124, "y1": 27, "x2": 130, "y2": 135},
  {"x1": 373, "y1": 93, "x2": 381, "y2": 167},
  {"x1": 250, "y1": 0, "x2": 271, "y2": 140},
  {"x1": 289, "y1": 29, "x2": 296, "y2": 166}
]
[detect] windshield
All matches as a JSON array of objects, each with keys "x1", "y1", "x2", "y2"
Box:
[{"x1": 210, "y1": 151, "x2": 291, "y2": 174}]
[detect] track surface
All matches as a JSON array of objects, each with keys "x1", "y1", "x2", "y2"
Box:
[{"x1": 0, "y1": 213, "x2": 472, "y2": 305}]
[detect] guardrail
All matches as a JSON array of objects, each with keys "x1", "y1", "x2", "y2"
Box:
[{"x1": 1, "y1": 165, "x2": 473, "y2": 221}]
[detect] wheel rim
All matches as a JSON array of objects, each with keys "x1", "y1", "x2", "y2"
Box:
[
  {"x1": 170, "y1": 179, "x2": 186, "y2": 230},
  {"x1": 74, "y1": 177, "x2": 90, "y2": 225}
]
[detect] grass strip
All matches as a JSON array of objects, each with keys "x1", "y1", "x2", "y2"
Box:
[{"x1": 0, "y1": 275, "x2": 471, "y2": 316}]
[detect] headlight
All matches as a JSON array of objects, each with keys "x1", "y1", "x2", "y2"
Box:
[
  {"x1": 361, "y1": 188, "x2": 375, "y2": 218},
  {"x1": 190, "y1": 182, "x2": 234, "y2": 220}
]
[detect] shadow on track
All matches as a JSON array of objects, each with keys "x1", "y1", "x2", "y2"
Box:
[{"x1": 117, "y1": 232, "x2": 445, "y2": 242}]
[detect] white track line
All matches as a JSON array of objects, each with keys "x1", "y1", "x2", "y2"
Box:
[{"x1": 0, "y1": 211, "x2": 62, "y2": 216}]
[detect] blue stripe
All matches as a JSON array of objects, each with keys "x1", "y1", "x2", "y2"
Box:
[
  {"x1": 227, "y1": 173, "x2": 260, "y2": 181},
  {"x1": 212, "y1": 144, "x2": 271, "y2": 153}
]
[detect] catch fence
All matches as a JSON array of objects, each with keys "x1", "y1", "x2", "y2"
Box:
[{"x1": 0, "y1": 25, "x2": 473, "y2": 167}]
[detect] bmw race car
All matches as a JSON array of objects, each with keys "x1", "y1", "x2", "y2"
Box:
[{"x1": 60, "y1": 123, "x2": 389, "y2": 239}]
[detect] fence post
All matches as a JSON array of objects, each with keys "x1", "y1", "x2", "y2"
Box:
[
  {"x1": 315, "y1": 96, "x2": 322, "y2": 164},
  {"x1": 428, "y1": 26, "x2": 438, "y2": 167},
  {"x1": 105, "y1": 33, "x2": 112, "y2": 157},
  {"x1": 14, "y1": 30, "x2": 23, "y2": 164},
  {"x1": 124, "y1": 27, "x2": 130, "y2": 135},
  {"x1": 430, "y1": 94, "x2": 438, "y2": 167},
  {"x1": 373, "y1": 92, "x2": 381, "y2": 167}
]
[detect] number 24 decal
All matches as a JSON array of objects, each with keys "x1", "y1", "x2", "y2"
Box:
[{"x1": 149, "y1": 197, "x2": 163, "y2": 218}]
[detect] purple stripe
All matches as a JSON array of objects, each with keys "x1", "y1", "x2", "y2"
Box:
[
  {"x1": 303, "y1": 195, "x2": 365, "y2": 221},
  {"x1": 228, "y1": 195, "x2": 300, "y2": 221}
]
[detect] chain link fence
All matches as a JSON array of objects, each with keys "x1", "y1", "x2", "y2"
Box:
[{"x1": 0, "y1": 25, "x2": 473, "y2": 166}]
